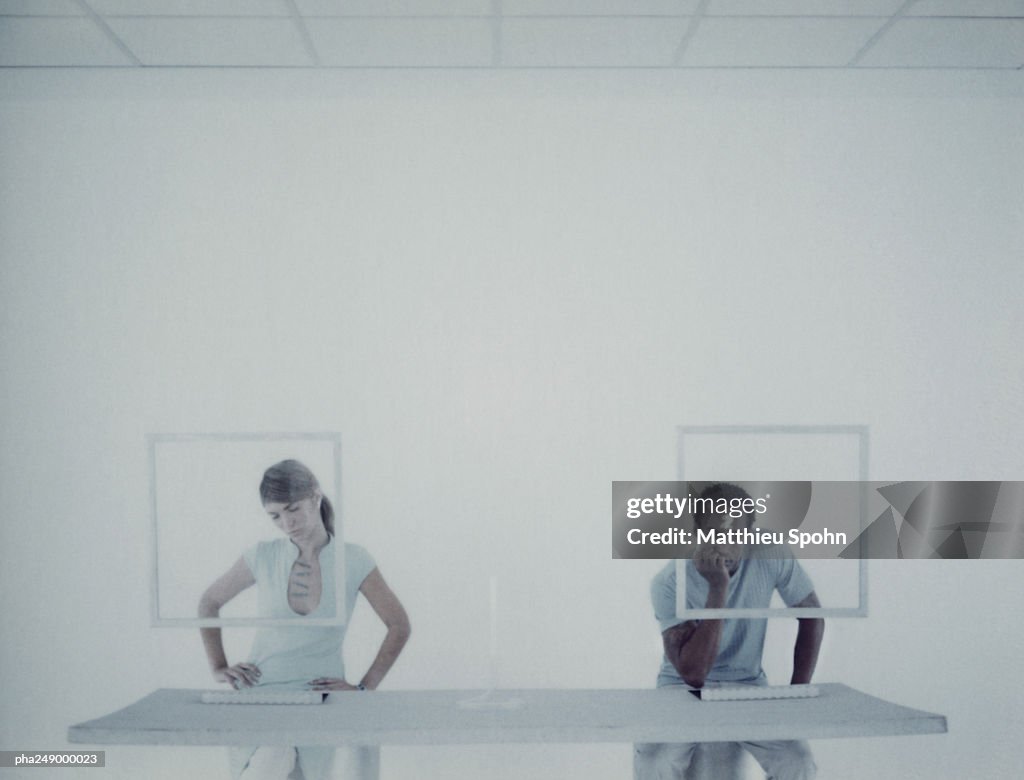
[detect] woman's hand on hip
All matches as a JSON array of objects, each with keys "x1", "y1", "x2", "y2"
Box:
[{"x1": 308, "y1": 677, "x2": 358, "y2": 691}]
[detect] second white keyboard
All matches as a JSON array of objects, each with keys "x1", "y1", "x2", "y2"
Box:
[
  {"x1": 200, "y1": 690, "x2": 327, "y2": 705},
  {"x1": 694, "y1": 684, "x2": 820, "y2": 702}
]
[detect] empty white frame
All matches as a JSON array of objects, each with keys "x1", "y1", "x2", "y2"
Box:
[
  {"x1": 676, "y1": 425, "x2": 868, "y2": 619},
  {"x1": 149, "y1": 432, "x2": 346, "y2": 627}
]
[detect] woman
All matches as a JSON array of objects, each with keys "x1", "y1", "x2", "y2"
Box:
[{"x1": 199, "y1": 459, "x2": 410, "y2": 779}]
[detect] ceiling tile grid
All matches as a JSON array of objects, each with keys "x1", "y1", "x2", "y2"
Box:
[
  {"x1": 296, "y1": 0, "x2": 492, "y2": 15},
  {"x1": 0, "y1": 0, "x2": 85, "y2": 15},
  {"x1": 681, "y1": 17, "x2": 885, "y2": 67},
  {"x1": 0, "y1": 0, "x2": 1021, "y2": 68},
  {"x1": 859, "y1": 17, "x2": 1024, "y2": 66},
  {"x1": 105, "y1": 16, "x2": 311, "y2": 66},
  {"x1": 88, "y1": 0, "x2": 291, "y2": 16},
  {"x1": 706, "y1": 0, "x2": 907, "y2": 16},
  {"x1": 0, "y1": 15, "x2": 128, "y2": 65},
  {"x1": 306, "y1": 17, "x2": 493, "y2": 66},
  {"x1": 502, "y1": 17, "x2": 690, "y2": 66}
]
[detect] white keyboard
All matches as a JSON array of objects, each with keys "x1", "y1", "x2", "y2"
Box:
[
  {"x1": 694, "y1": 684, "x2": 820, "y2": 702},
  {"x1": 200, "y1": 690, "x2": 327, "y2": 705}
]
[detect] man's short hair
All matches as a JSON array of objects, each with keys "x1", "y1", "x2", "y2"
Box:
[{"x1": 692, "y1": 482, "x2": 756, "y2": 527}]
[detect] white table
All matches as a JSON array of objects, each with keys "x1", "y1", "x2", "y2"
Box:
[{"x1": 68, "y1": 685, "x2": 946, "y2": 777}]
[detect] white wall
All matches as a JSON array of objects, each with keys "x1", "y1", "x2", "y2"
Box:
[{"x1": 1, "y1": 68, "x2": 1022, "y2": 779}]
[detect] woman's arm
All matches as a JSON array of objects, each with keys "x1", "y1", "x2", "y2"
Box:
[
  {"x1": 198, "y1": 556, "x2": 260, "y2": 688},
  {"x1": 311, "y1": 567, "x2": 411, "y2": 691},
  {"x1": 356, "y1": 568, "x2": 411, "y2": 690}
]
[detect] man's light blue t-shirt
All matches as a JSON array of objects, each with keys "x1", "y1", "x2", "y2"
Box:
[{"x1": 651, "y1": 550, "x2": 814, "y2": 687}]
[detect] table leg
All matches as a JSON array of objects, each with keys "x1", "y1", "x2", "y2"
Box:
[{"x1": 350, "y1": 745, "x2": 380, "y2": 780}]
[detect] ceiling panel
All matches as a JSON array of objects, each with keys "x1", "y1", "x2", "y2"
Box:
[
  {"x1": 906, "y1": 0, "x2": 1024, "y2": 16},
  {"x1": 503, "y1": 0, "x2": 699, "y2": 15},
  {"x1": 306, "y1": 17, "x2": 492, "y2": 66},
  {"x1": 88, "y1": 0, "x2": 290, "y2": 15},
  {"x1": 0, "y1": 0, "x2": 84, "y2": 14},
  {"x1": 502, "y1": 17, "x2": 689, "y2": 66},
  {"x1": 859, "y1": 17, "x2": 1024, "y2": 66},
  {"x1": 2, "y1": 0, "x2": 1022, "y2": 69},
  {"x1": 0, "y1": 17, "x2": 129, "y2": 65},
  {"x1": 708, "y1": 0, "x2": 906, "y2": 15},
  {"x1": 684, "y1": 17, "x2": 882, "y2": 66},
  {"x1": 296, "y1": 0, "x2": 491, "y2": 15},
  {"x1": 105, "y1": 17, "x2": 311, "y2": 65}
]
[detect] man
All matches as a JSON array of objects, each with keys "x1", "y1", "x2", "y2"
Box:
[{"x1": 635, "y1": 483, "x2": 824, "y2": 780}]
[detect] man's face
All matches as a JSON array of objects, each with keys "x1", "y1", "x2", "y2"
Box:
[{"x1": 695, "y1": 510, "x2": 749, "y2": 567}]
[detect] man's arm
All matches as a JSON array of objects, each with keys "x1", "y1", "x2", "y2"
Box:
[
  {"x1": 790, "y1": 590, "x2": 824, "y2": 685},
  {"x1": 662, "y1": 552, "x2": 730, "y2": 688}
]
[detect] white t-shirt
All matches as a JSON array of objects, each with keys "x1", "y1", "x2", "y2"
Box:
[
  {"x1": 230, "y1": 538, "x2": 376, "y2": 779},
  {"x1": 242, "y1": 537, "x2": 376, "y2": 687}
]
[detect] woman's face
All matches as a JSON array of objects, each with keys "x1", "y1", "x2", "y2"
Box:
[{"x1": 264, "y1": 494, "x2": 322, "y2": 541}]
